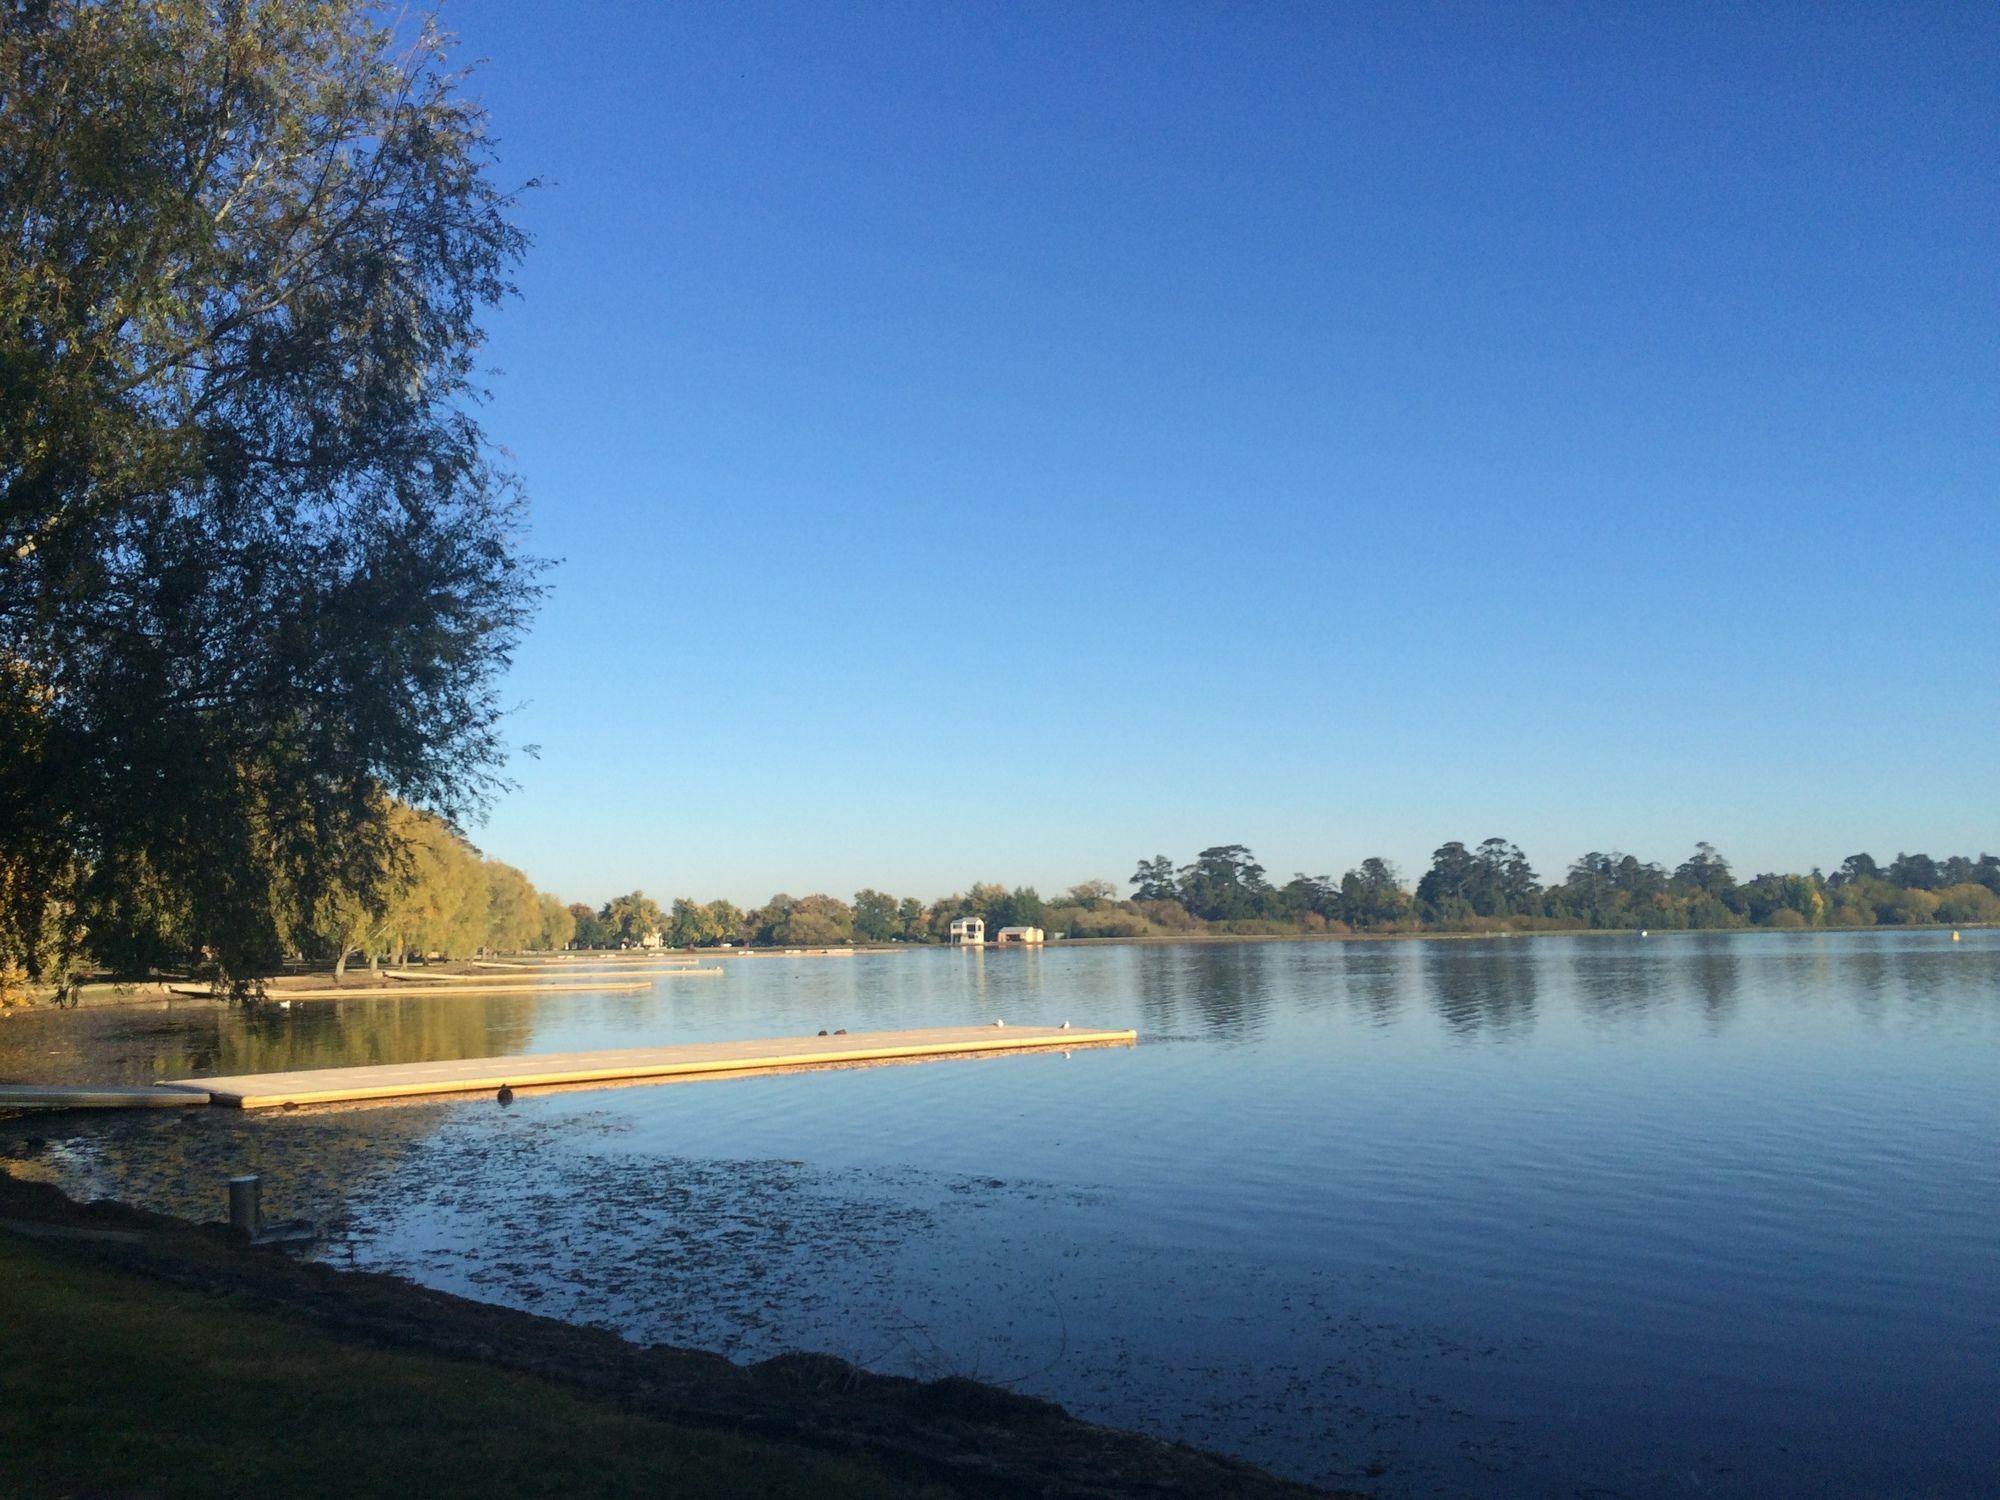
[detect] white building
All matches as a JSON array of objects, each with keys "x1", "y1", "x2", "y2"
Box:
[
  {"x1": 994, "y1": 926, "x2": 1045, "y2": 945},
  {"x1": 948, "y1": 916, "x2": 986, "y2": 946}
]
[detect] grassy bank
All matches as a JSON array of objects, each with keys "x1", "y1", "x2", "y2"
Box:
[{"x1": 0, "y1": 1231, "x2": 953, "y2": 1500}]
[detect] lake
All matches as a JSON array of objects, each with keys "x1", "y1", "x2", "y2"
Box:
[{"x1": 3, "y1": 931, "x2": 1996, "y2": 1498}]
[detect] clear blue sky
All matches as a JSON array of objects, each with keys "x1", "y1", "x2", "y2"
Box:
[{"x1": 443, "y1": 1, "x2": 1998, "y2": 908}]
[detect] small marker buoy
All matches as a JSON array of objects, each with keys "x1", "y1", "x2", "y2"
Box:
[
  {"x1": 1952, "y1": 931, "x2": 1961, "y2": 942},
  {"x1": 497, "y1": 1084, "x2": 514, "y2": 1105}
]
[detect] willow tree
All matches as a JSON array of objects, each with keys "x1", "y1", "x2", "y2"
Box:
[{"x1": 0, "y1": 2, "x2": 541, "y2": 988}]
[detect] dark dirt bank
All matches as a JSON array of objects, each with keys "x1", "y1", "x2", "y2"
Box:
[{"x1": 0, "y1": 1174, "x2": 1359, "y2": 1499}]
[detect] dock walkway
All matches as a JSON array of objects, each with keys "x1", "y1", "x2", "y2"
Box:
[
  {"x1": 0, "y1": 1084, "x2": 211, "y2": 1110},
  {"x1": 171, "y1": 1024, "x2": 1135, "y2": 1108},
  {"x1": 166, "y1": 979, "x2": 667, "y2": 1001}
]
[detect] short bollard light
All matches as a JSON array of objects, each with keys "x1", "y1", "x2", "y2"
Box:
[{"x1": 228, "y1": 1174, "x2": 261, "y2": 1238}]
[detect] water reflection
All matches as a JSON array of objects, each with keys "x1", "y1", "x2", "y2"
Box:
[
  {"x1": 1423, "y1": 939, "x2": 1539, "y2": 1040},
  {"x1": 1337, "y1": 947, "x2": 1406, "y2": 1027},
  {"x1": 1858, "y1": 938, "x2": 1966, "y2": 1015},
  {"x1": 1142, "y1": 942, "x2": 1280, "y2": 1041},
  {"x1": 0, "y1": 992, "x2": 543, "y2": 1089},
  {"x1": 1681, "y1": 935, "x2": 1741, "y2": 1033},
  {"x1": 1570, "y1": 939, "x2": 1668, "y2": 1025}
]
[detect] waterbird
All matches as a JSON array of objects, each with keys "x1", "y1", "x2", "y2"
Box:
[
  {"x1": 816, "y1": 1029, "x2": 828, "y2": 1036},
  {"x1": 497, "y1": 1084, "x2": 514, "y2": 1105},
  {"x1": 994, "y1": 1018, "x2": 1005, "y2": 1027},
  {"x1": 834, "y1": 1028, "x2": 847, "y2": 1034},
  {"x1": 1059, "y1": 1020, "x2": 1070, "y2": 1030}
]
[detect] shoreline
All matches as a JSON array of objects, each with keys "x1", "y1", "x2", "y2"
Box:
[
  {"x1": 4, "y1": 922, "x2": 1982, "y2": 1011},
  {"x1": 0, "y1": 1172, "x2": 1352, "y2": 1499}
]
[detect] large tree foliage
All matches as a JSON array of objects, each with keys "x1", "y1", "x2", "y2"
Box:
[
  {"x1": 0, "y1": 1, "x2": 541, "y2": 984},
  {"x1": 298, "y1": 802, "x2": 575, "y2": 977}
]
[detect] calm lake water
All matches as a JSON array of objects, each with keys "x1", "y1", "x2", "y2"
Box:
[{"x1": 4, "y1": 931, "x2": 1997, "y2": 1498}]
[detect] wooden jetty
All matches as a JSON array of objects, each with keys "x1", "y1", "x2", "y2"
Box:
[
  {"x1": 165, "y1": 977, "x2": 699, "y2": 1002},
  {"x1": 0, "y1": 1083, "x2": 211, "y2": 1110},
  {"x1": 465, "y1": 965, "x2": 722, "y2": 977},
  {"x1": 171, "y1": 1023, "x2": 1137, "y2": 1109},
  {"x1": 471, "y1": 958, "x2": 711, "y2": 971},
  {"x1": 714, "y1": 947, "x2": 855, "y2": 958},
  {"x1": 378, "y1": 967, "x2": 719, "y2": 984}
]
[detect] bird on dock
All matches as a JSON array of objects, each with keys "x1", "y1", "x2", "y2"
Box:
[
  {"x1": 1059, "y1": 1020, "x2": 1070, "y2": 1030},
  {"x1": 994, "y1": 1018, "x2": 1006, "y2": 1027},
  {"x1": 817, "y1": 1029, "x2": 828, "y2": 1036},
  {"x1": 834, "y1": 1028, "x2": 847, "y2": 1034},
  {"x1": 497, "y1": 1084, "x2": 514, "y2": 1105}
]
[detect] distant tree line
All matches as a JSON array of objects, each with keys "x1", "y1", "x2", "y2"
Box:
[
  {"x1": 1123, "y1": 841, "x2": 2000, "y2": 935},
  {"x1": 24, "y1": 833, "x2": 1987, "y2": 1000},
  {"x1": 561, "y1": 885, "x2": 1072, "y2": 950},
  {"x1": 569, "y1": 842, "x2": 2000, "y2": 952}
]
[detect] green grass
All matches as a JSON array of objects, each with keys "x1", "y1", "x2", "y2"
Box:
[{"x1": 0, "y1": 1235, "x2": 953, "y2": 1499}]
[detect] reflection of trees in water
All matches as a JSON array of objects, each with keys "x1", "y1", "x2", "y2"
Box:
[
  {"x1": 212, "y1": 994, "x2": 537, "y2": 1076},
  {"x1": 1815, "y1": 935, "x2": 1973, "y2": 1023},
  {"x1": 1125, "y1": 944, "x2": 1274, "y2": 1040},
  {"x1": 1840, "y1": 946, "x2": 1896, "y2": 1025},
  {"x1": 1178, "y1": 944, "x2": 1276, "y2": 1039},
  {"x1": 1569, "y1": 943, "x2": 1667, "y2": 1025},
  {"x1": 1680, "y1": 935, "x2": 1742, "y2": 1033},
  {"x1": 1337, "y1": 950, "x2": 1405, "y2": 1027},
  {"x1": 1127, "y1": 947, "x2": 1184, "y2": 1038},
  {"x1": 1423, "y1": 941, "x2": 1539, "y2": 1040},
  {"x1": 1868, "y1": 941, "x2": 1966, "y2": 1014},
  {"x1": 0, "y1": 1002, "x2": 230, "y2": 1086},
  {"x1": 0, "y1": 993, "x2": 543, "y2": 1089}
]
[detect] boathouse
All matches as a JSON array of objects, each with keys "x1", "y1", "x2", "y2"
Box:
[
  {"x1": 948, "y1": 916, "x2": 986, "y2": 946},
  {"x1": 994, "y1": 926, "x2": 1045, "y2": 945}
]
